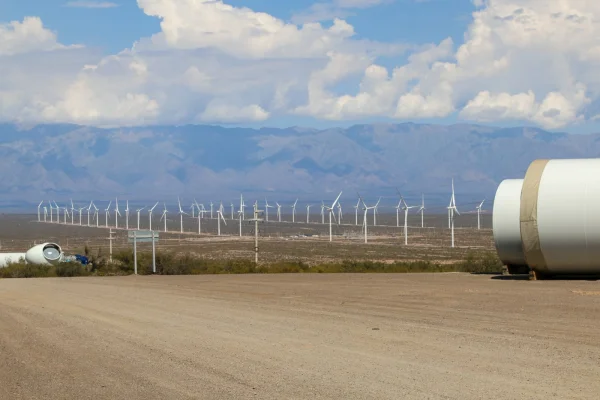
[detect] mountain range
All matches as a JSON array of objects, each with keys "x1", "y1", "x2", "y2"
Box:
[{"x1": 1, "y1": 122, "x2": 598, "y2": 212}]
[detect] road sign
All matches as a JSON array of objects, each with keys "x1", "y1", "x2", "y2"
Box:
[{"x1": 128, "y1": 230, "x2": 159, "y2": 243}]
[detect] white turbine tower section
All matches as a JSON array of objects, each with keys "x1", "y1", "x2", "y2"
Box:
[
  {"x1": 337, "y1": 202, "x2": 343, "y2": 225},
  {"x1": 354, "y1": 198, "x2": 360, "y2": 226},
  {"x1": 230, "y1": 202, "x2": 235, "y2": 220},
  {"x1": 400, "y1": 195, "x2": 417, "y2": 245},
  {"x1": 63, "y1": 206, "x2": 68, "y2": 224},
  {"x1": 49, "y1": 200, "x2": 53, "y2": 223},
  {"x1": 210, "y1": 202, "x2": 214, "y2": 219},
  {"x1": 148, "y1": 202, "x2": 159, "y2": 231},
  {"x1": 418, "y1": 194, "x2": 425, "y2": 228},
  {"x1": 324, "y1": 192, "x2": 342, "y2": 242},
  {"x1": 394, "y1": 197, "x2": 402, "y2": 228},
  {"x1": 177, "y1": 198, "x2": 188, "y2": 233},
  {"x1": 320, "y1": 202, "x2": 325, "y2": 224},
  {"x1": 217, "y1": 207, "x2": 227, "y2": 236},
  {"x1": 448, "y1": 179, "x2": 460, "y2": 248},
  {"x1": 104, "y1": 201, "x2": 112, "y2": 228},
  {"x1": 125, "y1": 200, "x2": 130, "y2": 230},
  {"x1": 43, "y1": 206, "x2": 48, "y2": 222},
  {"x1": 306, "y1": 204, "x2": 312, "y2": 223},
  {"x1": 276, "y1": 202, "x2": 282, "y2": 222},
  {"x1": 476, "y1": 199, "x2": 485, "y2": 230},
  {"x1": 160, "y1": 203, "x2": 168, "y2": 233},
  {"x1": 264, "y1": 198, "x2": 273, "y2": 222},
  {"x1": 70, "y1": 199, "x2": 76, "y2": 225},
  {"x1": 291, "y1": 199, "x2": 298, "y2": 223},
  {"x1": 52, "y1": 201, "x2": 60, "y2": 224},
  {"x1": 37, "y1": 201, "x2": 43, "y2": 222},
  {"x1": 114, "y1": 198, "x2": 121, "y2": 229},
  {"x1": 136, "y1": 206, "x2": 145, "y2": 230}
]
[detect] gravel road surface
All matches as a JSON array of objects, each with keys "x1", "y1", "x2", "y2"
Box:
[{"x1": 1, "y1": 274, "x2": 599, "y2": 399}]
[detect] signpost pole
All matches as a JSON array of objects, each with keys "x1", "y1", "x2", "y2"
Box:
[
  {"x1": 133, "y1": 231, "x2": 137, "y2": 275},
  {"x1": 152, "y1": 231, "x2": 156, "y2": 274}
]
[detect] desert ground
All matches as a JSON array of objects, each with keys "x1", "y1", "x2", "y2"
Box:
[
  {"x1": 0, "y1": 213, "x2": 494, "y2": 264},
  {"x1": 1, "y1": 273, "x2": 600, "y2": 399}
]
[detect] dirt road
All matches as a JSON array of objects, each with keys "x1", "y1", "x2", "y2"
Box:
[{"x1": 1, "y1": 274, "x2": 599, "y2": 399}]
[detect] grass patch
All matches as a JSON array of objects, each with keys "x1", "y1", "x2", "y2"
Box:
[{"x1": 0, "y1": 250, "x2": 504, "y2": 278}]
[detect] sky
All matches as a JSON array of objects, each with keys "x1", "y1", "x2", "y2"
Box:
[{"x1": 1, "y1": 0, "x2": 600, "y2": 133}]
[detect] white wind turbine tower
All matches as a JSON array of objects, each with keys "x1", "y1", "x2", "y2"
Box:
[
  {"x1": 354, "y1": 198, "x2": 361, "y2": 226},
  {"x1": 148, "y1": 202, "x2": 159, "y2": 231},
  {"x1": 125, "y1": 200, "x2": 130, "y2": 230},
  {"x1": 136, "y1": 206, "x2": 145, "y2": 230},
  {"x1": 78, "y1": 206, "x2": 85, "y2": 225},
  {"x1": 358, "y1": 194, "x2": 378, "y2": 244},
  {"x1": 43, "y1": 206, "x2": 48, "y2": 222},
  {"x1": 237, "y1": 194, "x2": 245, "y2": 237},
  {"x1": 190, "y1": 202, "x2": 196, "y2": 219},
  {"x1": 394, "y1": 197, "x2": 402, "y2": 228},
  {"x1": 264, "y1": 198, "x2": 273, "y2": 222},
  {"x1": 372, "y1": 198, "x2": 382, "y2": 226},
  {"x1": 400, "y1": 195, "x2": 417, "y2": 245},
  {"x1": 194, "y1": 200, "x2": 203, "y2": 234},
  {"x1": 306, "y1": 204, "x2": 312, "y2": 223},
  {"x1": 276, "y1": 202, "x2": 282, "y2": 222},
  {"x1": 418, "y1": 194, "x2": 425, "y2": 228},
  {"x1": 87, "y1": 201, "x2": 93, "y2": 226},
  {"x1": 63, "y1": 206, "x2": 69, "y2": 224},
  {"x1": 230, "y1": 202, "x2": 235, "y2": 220},
  {"x1": 320, "y1": 202, "x2": 325, "y2": 224},
  {"x1": 70, "y1": 199, "x2": 76, "y2": 225},
  {"x1": 93, "y1": 203, "x2": 99, "y2": 227},
  {"x1": 217, "y1": 206, "x2": 227, "y2": 236},
  {"x1": 210, "y1": 201, "x2": 214, "y2": 219},
  {"x1": 37, "y1": 201, "x2": 43, "y2": 222},
  {"x1": 104, "y1": 200, "x2": 112, "y2": 228},
  {"x1": 291, "y1": 199, "x2": 298, "y2": 223},
  {"x1": 160, "y1": 203, "x2": 169, "y2": 233},
  {"x1": 448, "y1": 179, "x2": 460, "y2": 248},
  {"x1": 49, "y1": 200, "x2": 53, "y2": 223},
  {"x1": 324, "y1": 192, "x2": 343, "y2": 242},
  {"x1": 177, "y1": 197, "x2": 188, "y2": 233},
  {"x1": 54, "y1": 201, "x2": 62, "y2": 224},
  {"x1": 337, "y1": 202, "x2": 343, "y2": 225},
  {"x1": 476, "y1": 199, "x2": 485, "y2": 230},
  {"x1": 114, "y1": 198, "x2": 122, "y2": 229}
]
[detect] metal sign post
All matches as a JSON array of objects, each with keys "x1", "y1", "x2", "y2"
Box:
[{"x1": 128, "y1": 230, "x2": 159, "y2": 275}]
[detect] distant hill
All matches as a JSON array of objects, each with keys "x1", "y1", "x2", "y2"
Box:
[{"x1": 0, "y1": 122, "x2": 597, "y2": 211}]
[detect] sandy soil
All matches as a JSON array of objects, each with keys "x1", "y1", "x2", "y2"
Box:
[{"x1": 2, "y1": 274, "x2": 599, "y2": 399}]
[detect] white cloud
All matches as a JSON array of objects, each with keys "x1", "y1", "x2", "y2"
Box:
[
  {"x1": 65, "y1": 1, "x2": 119, "y2": 8},
  {"x1": 292, "y1": 0, "x2": 390, "y2": 24},
  {"x1": 2, "y1": 0, "x2": 600, "y2": 129}
]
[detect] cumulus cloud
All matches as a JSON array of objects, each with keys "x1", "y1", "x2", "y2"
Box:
[{"x1": 2, "y1": 0, "x2": 600, "y2": 129}]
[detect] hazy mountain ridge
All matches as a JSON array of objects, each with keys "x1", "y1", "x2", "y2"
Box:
[{"x1": 0, "y1": 122, "x2": 598, "y2": 210}]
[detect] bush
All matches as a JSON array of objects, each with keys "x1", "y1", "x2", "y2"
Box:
[{"x1": 457, "y1": 251, "x2": 503, "y2": 274}]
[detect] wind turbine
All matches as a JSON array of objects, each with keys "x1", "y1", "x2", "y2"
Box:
[
  {"x1": 148, "y1": 202, "x2": 159, "y2": 231},
  {"x1": 448, "y1": 179, "x2": 460, "y2": 248},
  {"x1": 104, "y1": 200, "x2": 112, "y2": 228},
  {"x1": 324, "y1": 192, "x2": 342, "y2": 242},
  {"x1": 37, "y1": 201, "x2": 43, "y2": 222},
  {"x1": 210, "y1": 201, "x2": 214, "y2": 219},
  {"x1": 373, "y1": 197, "x2": 381, "y2": 226},
  {"x1": 476, "y1": 199, "x2": 485, "y2": 230},
  {"x1": 93, "y1": 203, "x2": 99, "y2": 227},
  {"x1": 70, "y1": 199, "x2": 76, "y2": 225},
  {"x1": 217, "y1": 206, "x2": 227, "y2": 236},
  {"x1": 160, "y1": 203, "x2": 168, "y2": 233},
  {"x1": 264, "y1": 198, "x2": 273, "y2": 222},
  {"x1": 276, "y1": 202, "x2": 282, "y2": 222},
  {"x1": 354, "y1": 198, "x2": 360, "y2": 226},
  {"x1": 177, "y1": 197, "x2": 188, "y2": 233},
  {"x1": 359, "y1": 194, "x2": 378, "y2": 244},
  {"x1": 49, "y1": 201, "x2": 53, "y2": 223},
  {"x1": 194, "y1": 199, "x2": 203, "y2": 234},
  {"x1": 190, "y1": 202, "x2": 196, "y2": 219},
  {"x1": 87, "y1": 201, "x2": 93, "y2": 226},
  {"x1": 63, "y1": 206, "x2": 69, "y2": 224},
  {"x1": 125, "y1": 200, "x2": 130, "y2": 230},
  {"x1": 114, "y1": 198, "x2": 121, "y2": 229},
  {"x1": 238, "y1": 194, "x2": 245, "y2": 237},
  {"x1": 418, "y1": 194, "x2": 425, "y2": 228},
  {"x1": 230, "y1": 202, "x2": 235, "y2": 220},
  {"x1": 400, "y1": 195, "x2": 417, "y2": 245},
  {"x1": 321, "y1": 202, "x2": 325, "y2": 224},
  {"x1": 136, "y1": 206, "x2": 145, "y2": 230},
  {"x1": 395, "y1": 197, "x2": 402, "y2": 228},
  {"x1": 337, "y1": 202, "x2": 343, "y2": 225},
  {"x1": 306, "y1": 204, "x2": 312, "y2": 223},
  {"x1": 291, "y1": 199, "x2": 298, "y2": 223},
  {"x1": 43, "y1": 206, "x2": 48, "y2": 222},
  {"x1": 78, "y1": 207, "x2": 85, "y2": 225}
]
